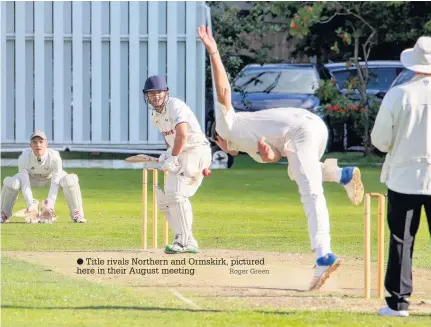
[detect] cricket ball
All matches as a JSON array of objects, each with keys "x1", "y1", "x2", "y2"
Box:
[{"x1": 202, "y1": 168, "x2": 211, "y2": 177}]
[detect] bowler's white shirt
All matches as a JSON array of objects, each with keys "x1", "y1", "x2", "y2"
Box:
[
  {"x1": 18, "y1": 148, "x2": 63, "y2": 184},
  {"x1": 151, "y1": 97, "x2": 208, "y2": 150},
  {"x1": 371, "y1": 74, "x2": 431, "y2": 195},
  {"x1": 215, "y1": 102, "x2": 322, "y2": 162}
]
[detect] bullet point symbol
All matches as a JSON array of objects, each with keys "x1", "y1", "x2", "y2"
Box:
[{"x1": 77, "y1": 258, "x2": 83, "y2": 265}]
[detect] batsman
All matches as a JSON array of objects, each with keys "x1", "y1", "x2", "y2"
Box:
[
  {"x1": 143, "y1": 76, "x2": 212, "y2": 254},
  {"x1": 1, "y1": 131, "x2": 86, "y2": 224}
]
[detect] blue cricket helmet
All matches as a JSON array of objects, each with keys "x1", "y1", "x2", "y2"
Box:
[{"x1": 142, "y1": 75, "x2": 169, "y2": 94}]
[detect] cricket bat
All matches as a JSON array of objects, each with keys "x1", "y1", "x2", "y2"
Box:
[{"x1": 125, "y1": 154, "x2": 160, "y2": 163}]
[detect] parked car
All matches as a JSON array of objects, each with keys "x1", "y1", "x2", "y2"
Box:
[
  {"x1": 324, "y1": 61, "x2": 404, "y2": 151},
  {"x1": 230, "y1": 64, "x2": 330, "y2": 112},
  {"x1": 389, "y1": 68, "x2": 415, "y2": 89},
  {"x1": 325, "y1": 61, "x2": 404, "y2": 98},
  {"x1": 205, "y1": 63, "x2": 333, "y2": 168}
]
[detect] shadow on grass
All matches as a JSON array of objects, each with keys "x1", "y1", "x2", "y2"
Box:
[
  {"x1": 234, "y1": 286, "x2": 308, "y2": 293},
  {"x1": 1, "y1": 304, "x2": 222, "y2": 313},
  {"x1": 190, "y1": 289, "x2": 309, "y2": 298},
  {"x1": 3, "y1": 305, "x2": 430, "y2": 317},
  {"x1": 134, "y1": 285, "x2": 307, "y2": 293},
  {"x1": 0, "y1": 305, "x2": 301, "y2": 316}
]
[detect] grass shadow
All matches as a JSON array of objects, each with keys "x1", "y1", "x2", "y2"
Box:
[{"x1": 1, "y1": 304, "x2": 222, "y2": 313}]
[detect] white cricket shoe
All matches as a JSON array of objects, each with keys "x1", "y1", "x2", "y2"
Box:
[
  {"x1": 378, "y1": 306, "x2": 409, "y2": 317},
  {"x1": 72, "y1": 209, "x2": 87, "y2": 223},
  {"x1": 309, "y1": 253, "x2": 340, "y2": 291},
  {"x1": 165, "y1": 235, "x2": 199, "y2": 254},
  {"x1": 1, "y1": 211, "x2": 9, "y2": 224},
  {"x1": 340, "y1": 167, "x2": 364, "y2": 205}
]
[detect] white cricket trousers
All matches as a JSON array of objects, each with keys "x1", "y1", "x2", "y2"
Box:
[
  {"x1": 164, "y1": 145, "x2": 212, "y2": 197},
  {"x1": 285, "y1": 115, "x2": 331, "y2": 258},
  {"x1": 159, "y1": 145, "x2": 212, "y2": 246}
]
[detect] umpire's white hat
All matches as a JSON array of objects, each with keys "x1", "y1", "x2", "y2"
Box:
[{"x1": 400, "y1": 36, "x2": 431, "y2": 74}]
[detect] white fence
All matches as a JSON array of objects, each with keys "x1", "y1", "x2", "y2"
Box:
[{"x1": 1, "y1": 1, "x2": 208, "y2": 153}]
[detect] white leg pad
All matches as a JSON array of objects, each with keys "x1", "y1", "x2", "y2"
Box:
[
  {"x1": 155, "y1": 186, "x2": 181, "y2": 242},
  {"x1": 168, "y1": 200, "x2": 193, "y2": 246},
  {"x1": 157, "y1": 191, "x2": 193, "y2": 247},
  {"x1": 1, "y1": 176, "x2": 20, "y2": 217},
  {"x1": 59, "y1": 174, "x2": 84, "y2": 221},
  {"x1": 184, "y1": 199, "x2": 197, "y2": 247}
]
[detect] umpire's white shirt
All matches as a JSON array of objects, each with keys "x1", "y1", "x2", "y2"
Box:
[
  {"x1": 371, "y1": 74, "x2": 431, "y2": 195},
  {"x1": 151, "y1": 97, "x2": 208, "y2": 150}
]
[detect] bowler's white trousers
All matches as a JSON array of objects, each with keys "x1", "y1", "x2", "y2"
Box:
[{"x1": 285, "y1": 115, "x2": 332, "y2": 258}]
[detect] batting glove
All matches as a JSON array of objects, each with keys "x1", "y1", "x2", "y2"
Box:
[
  {"x1": 161, "y1": 154, "x2": 181, "y2": 173},
  {"x1": 158, "y1": 147, "x2": 173, "y2": 163}
]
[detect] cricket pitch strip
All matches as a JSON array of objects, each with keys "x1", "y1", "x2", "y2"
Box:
[{"x1": 4, "y1": 249, "x2": 431, "y2": 314}]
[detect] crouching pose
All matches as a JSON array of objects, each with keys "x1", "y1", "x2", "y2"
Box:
[
  {"x1": 143, "y1": 75, "x2": 211, "y2": 254},
  {"x1": 1, "y1": 131, "x2": 86, "y2": 224},
  {"x1": 198, "y1": 25, "x2": 364, "y2": 290}
]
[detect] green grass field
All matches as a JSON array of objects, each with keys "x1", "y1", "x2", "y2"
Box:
[{"x1": 1, "y1": 154, "x2": 430, "y2": 326}]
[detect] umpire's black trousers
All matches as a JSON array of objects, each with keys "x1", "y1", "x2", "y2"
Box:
[{"x1": 385, "y1": 189, "x2": 431, "y2": 311}]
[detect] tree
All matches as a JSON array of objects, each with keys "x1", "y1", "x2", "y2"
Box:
[
  {"x1": 291, "y1": 2, "x2": 383, "y2": 155},
  {"x1": 206, "y1": 1, "x2": 293, "y2": 88},
  {"x1": 290, "y1": 1, "x2": 431, "y2": 155},
  {"x1": 263, "y1": 1, "x2": 431, "y2": 155},
  {"x1": 206, "y1": 1, "x2": 431, "y2": 155},
  {"x1": 208, "y1": 1, "x2": 431, "y2": 81}
]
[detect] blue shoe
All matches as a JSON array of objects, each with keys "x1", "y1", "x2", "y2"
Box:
[
  {"x1": 340, "y1": 167, "x2": 355, "y2": 185},
  {"x1": 309, "y1": 253, "x2": 341, "y2": 291},
  {"x1": 316, "y1": 253, "x2": 339, "y2": 266},
  {"x1": 340, "y1": 167, "x2": 364, "y2": 205}
]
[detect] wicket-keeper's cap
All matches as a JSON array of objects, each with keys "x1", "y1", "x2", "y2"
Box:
[{"x1": 30, "y1": 130, "x2": 47, "y2": 140}]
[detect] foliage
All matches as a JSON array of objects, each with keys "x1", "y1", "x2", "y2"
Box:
[
  {"x1": 205, "y1": 2, "x2": 274, "y2": 89},
  {"x1": 315, "y1": 78, "x2": 380, "y2": 145},
  {"x1": 206, "y1": 2, "x2": 302, "y2": 88},
  {"x1": 287, "y1": 2, "x2": 387, "y2": 155},
  {"x1": 206, "y1": 1, "x2": 431, "y2": 154},
  {"x1": 207, "y1": 1, "x2": 431, "y2": 83},
  {"x1": 285, "y1": 1, "x2": 431, "y2": 61}
]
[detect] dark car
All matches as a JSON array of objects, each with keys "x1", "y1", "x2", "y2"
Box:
[
  {"x1": 231, "y1": 64, "x2": 327, "y2": 113},
  {"x1": 389, "y1": 68, "x2": 415, "y2": 89},
  {"x1": 325, "y1": 61, "x2": 404, "y2": 98},
  {"x1": 324, "y1": 61, "x2": 404, "y2": 151},
  {"x1": 206, "y1": 63, "x2": 332, "y2": 168}
]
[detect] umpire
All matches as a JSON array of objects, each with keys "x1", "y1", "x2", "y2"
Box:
[{"x1": 371, "y1": 36, "x2": 431, "y2": 317}]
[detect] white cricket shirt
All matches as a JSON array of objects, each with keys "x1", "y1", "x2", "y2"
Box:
[
  {"x1": 371, "y1": 74, "x2": 431, "y2": 195},
  {"x1": 18, "y1": 148, "x2": 63, "y2": 184},
  {"x1": 215, "y1": 102, "x2": 322, "y2": 162},
  {"x1": 151, "y1": 97, "x2": 208, "y2": 150}
]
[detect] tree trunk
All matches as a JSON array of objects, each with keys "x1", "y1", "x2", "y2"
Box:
[
  {"x1": 354, "y1": 33, "x2": 372, "y2": 157},
  {"x1": 362, "y1": 109, "x2": 372, "y2": 157},
  {"x1": 359, "y1": 87, "x2": 372, "y2": 157}
]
